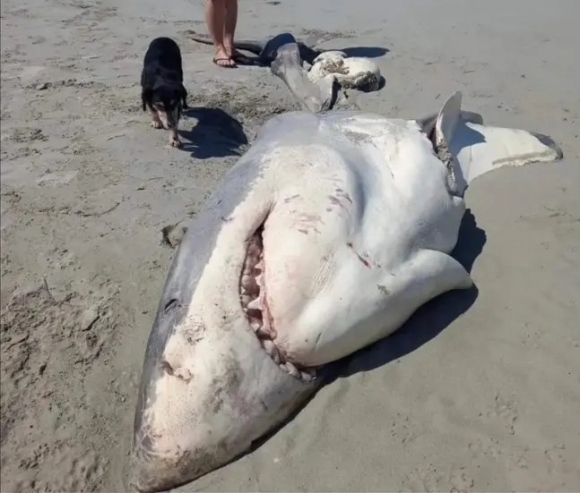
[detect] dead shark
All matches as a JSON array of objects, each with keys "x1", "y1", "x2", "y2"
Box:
[{"x1": 129, "y1": 40, "x2": 563, "y2": 493}]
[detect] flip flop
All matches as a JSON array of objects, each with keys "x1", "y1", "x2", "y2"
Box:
[{"x1": 213, "y1": 57, "x2": 236, "y2": 68}]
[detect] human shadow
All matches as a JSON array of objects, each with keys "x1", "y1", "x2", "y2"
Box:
[
  {"x1": 179, "y1": 107, "x2": 248, "y2": 159},
  {"x1": 323, "y1": 208, "x2": 487, "y2": 382},
  {"x1": 339, "y1": 46, "x2": 390, "y2": 59}
]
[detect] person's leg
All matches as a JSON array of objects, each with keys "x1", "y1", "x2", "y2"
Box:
[
  {"x1": 204, "y1": 0, "x2": 235, "y2": 67},
  {"x1": 223, "y1": 0, "x2": 237, "y2": 56},
  {"x1": 223, "y1": 0, "x2": 251, "y2": 63}
]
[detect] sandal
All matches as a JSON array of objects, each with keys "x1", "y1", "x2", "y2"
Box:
[{"x1": 213, "y1": 57, "x2": 236, "y2": 68}]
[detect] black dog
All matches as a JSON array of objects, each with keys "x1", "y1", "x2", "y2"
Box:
[{"x1": 141, "y1": 37, "x2": 188, "y2": 147}]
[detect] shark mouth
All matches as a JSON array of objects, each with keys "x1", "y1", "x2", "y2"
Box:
[{"x1": 240, "y1": 224, "x2": 316, "y2": 383}]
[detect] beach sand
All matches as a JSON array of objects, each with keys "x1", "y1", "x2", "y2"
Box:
[{"x1": 1, "y1": 0, "x2": 579, "y2": 491}]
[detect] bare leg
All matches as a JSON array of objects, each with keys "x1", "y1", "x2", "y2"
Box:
[
  {"x1": 204, "y1": 0, "x2": 235, "y2": 67},
  {"x1": 223, "y1": 0, "x2": 238, "y2": 56},
  {"x1": 223, "y1": 0, "x2": 251, "y2": 64}
]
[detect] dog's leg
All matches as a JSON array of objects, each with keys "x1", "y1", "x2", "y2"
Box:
[
  {"x1": 181, "y1": 87, "x2": 189, "y2": 110},
  {"x1": 141, "y1": 86, "x2": 152, "y2": 112},
  {"x1": 150, "y1": 109, "x2": 163, "y2": 129},
  {"x1": 169, "y1": 128, "x2": 182, "y2": 148}
]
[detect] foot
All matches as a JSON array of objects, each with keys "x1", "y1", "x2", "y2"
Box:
[
  {"x1": 169, "y1": 130, "x2": 182, "y2": 148},
  {"x1": 224, "y1": 38, "x2": 253, "y2": 65},
  {"x1": 150, "y1": 110, "x2": 163, "y2": 129},
  {"x1": 230, "y1": 50, "x2": 253, "y2": 65},
  {"x1": 169, "y1": 136, "x2": 182, "y2": 148},
  {"x1": 213, "y1": 46, "x2": 236, "y2": 68}
]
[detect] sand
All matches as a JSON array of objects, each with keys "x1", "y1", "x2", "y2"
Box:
[{"x1": 1, "y1": 0, "x2": 579, "y2": 491}]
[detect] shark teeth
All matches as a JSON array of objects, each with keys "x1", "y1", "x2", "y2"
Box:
[
  {"x1": 246, "y1": 298, "x2": 261, "y2": 311},
  {"x1": 239, "y1": 225, "x2": 316, "y2": 383}
]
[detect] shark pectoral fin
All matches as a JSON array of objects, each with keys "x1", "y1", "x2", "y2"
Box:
[
  {"x1": 407, "y1": 249, "x2": 474, "y2": 301},
  {"x1": 329, "y1": 249, "x2": 473, "y2": 363}
]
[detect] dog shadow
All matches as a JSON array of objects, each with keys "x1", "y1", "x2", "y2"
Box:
[
  {"x1": 324, "y1": 208, "x2": 487, "y2": 381},
  {"x1": 179, "y1": 107, "x2": 248, "y2": 159}
]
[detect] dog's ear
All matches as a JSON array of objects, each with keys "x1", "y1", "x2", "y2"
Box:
[{"x1": 141, "y1": 88, "x2": 152, "y2": 111}]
